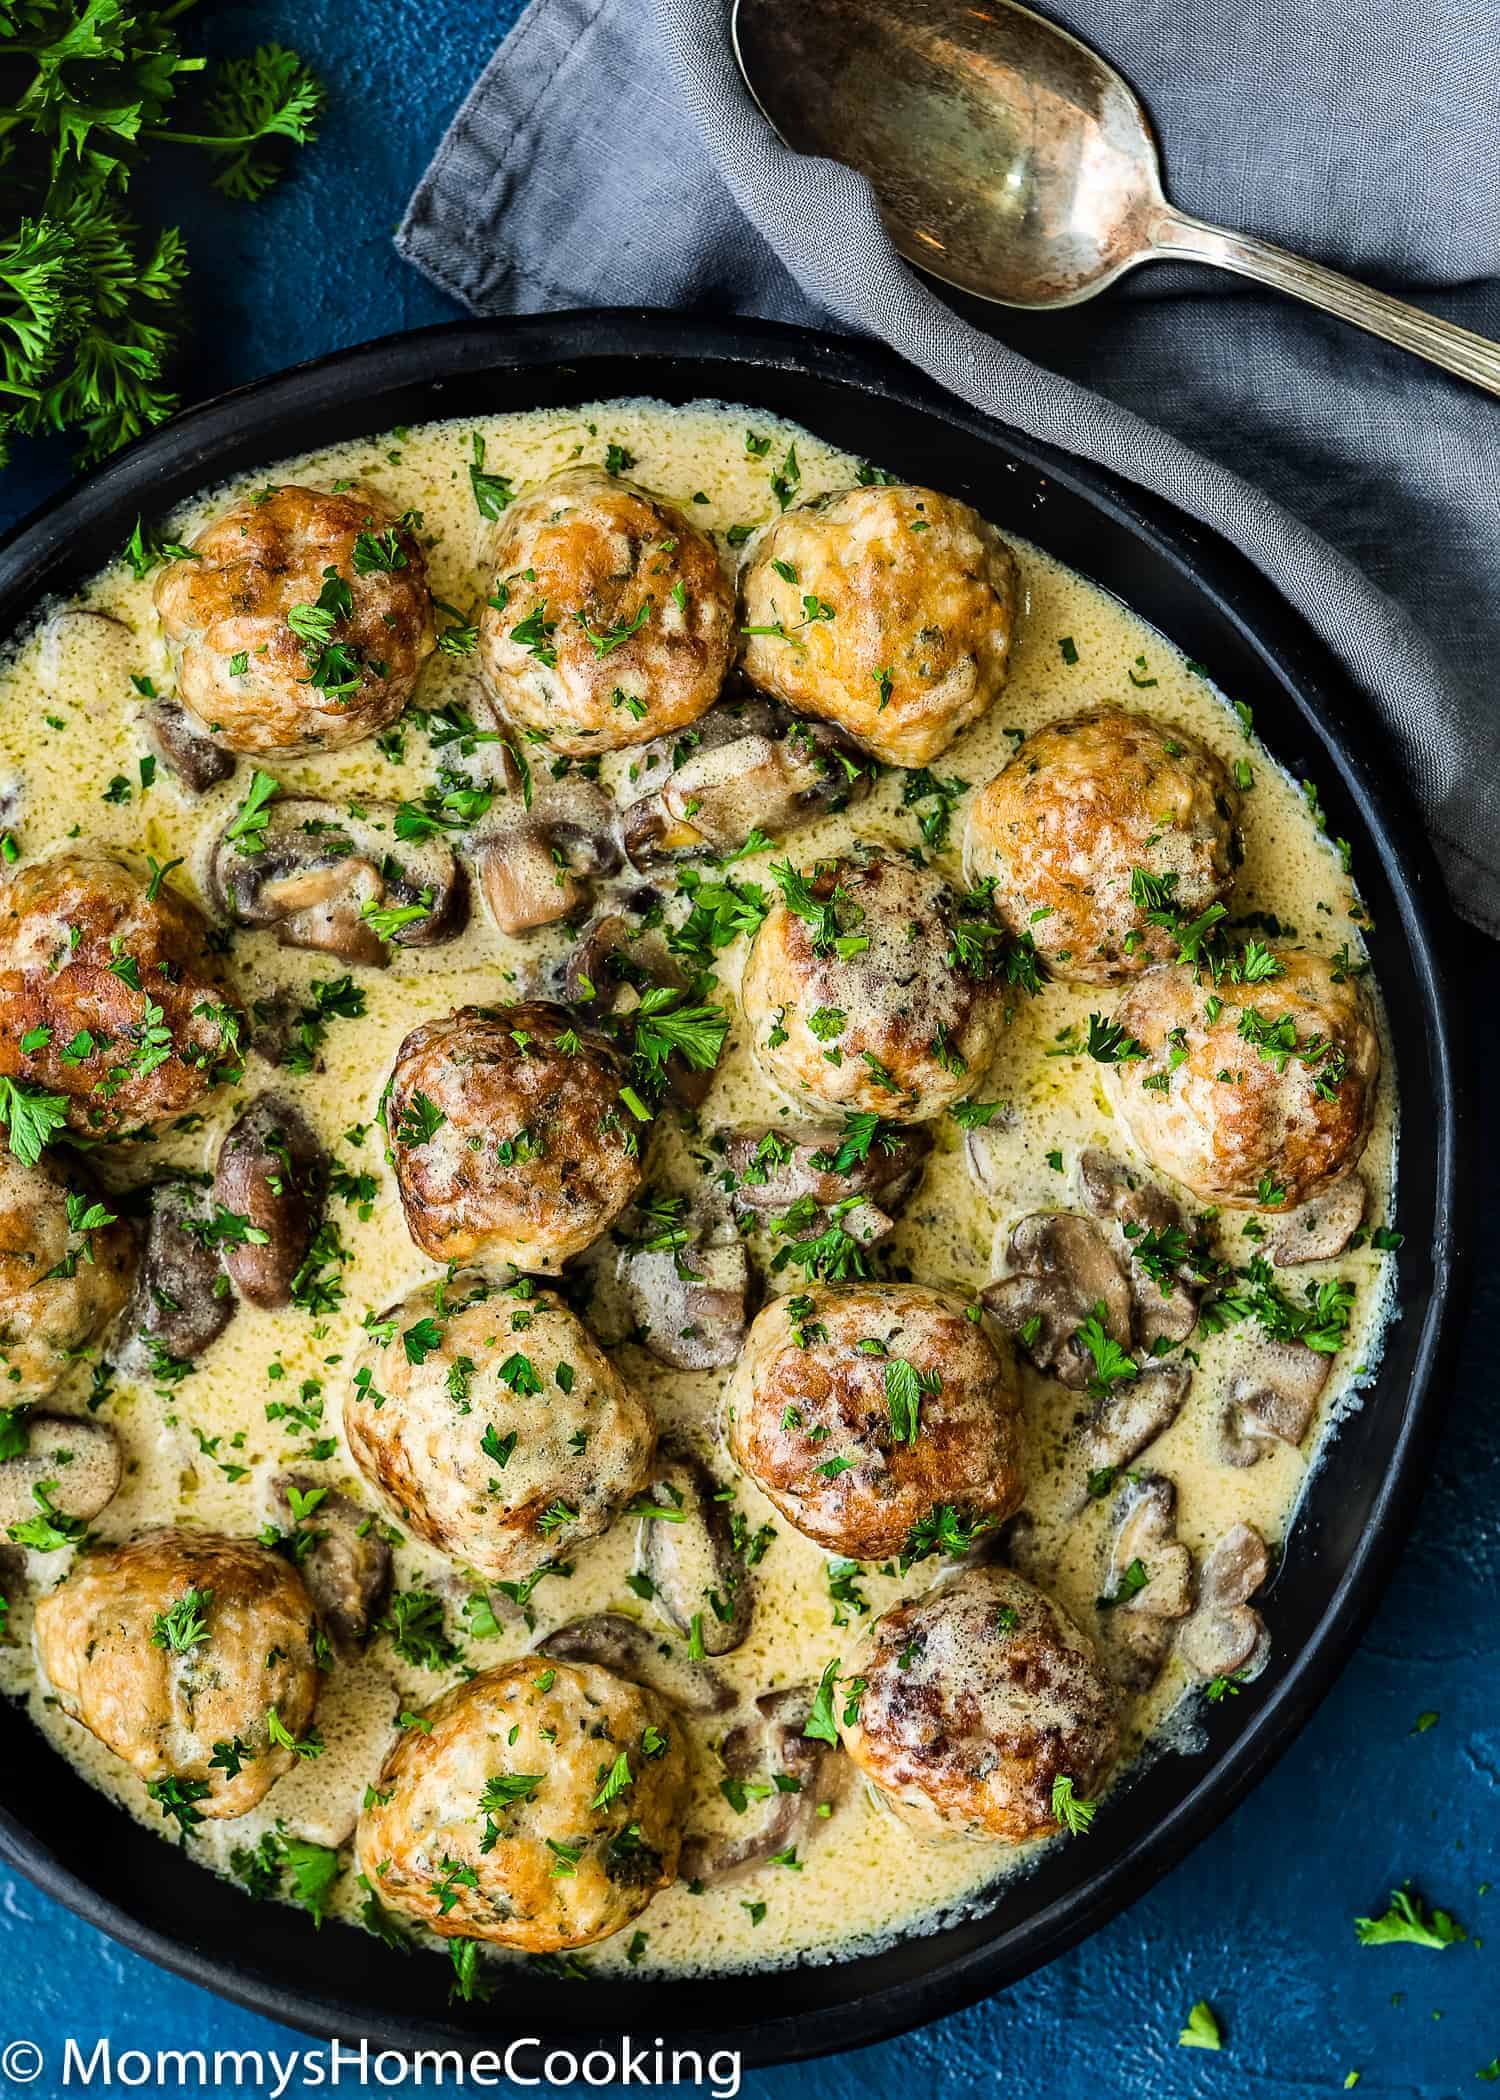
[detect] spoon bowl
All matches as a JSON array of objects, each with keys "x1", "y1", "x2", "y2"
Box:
[
  {"x1": 732, "y1": 0, "x2": 1169, "y2": 308},
  {"x1": 732, "y1": 0, "x2": 1500, "y2": 393}
]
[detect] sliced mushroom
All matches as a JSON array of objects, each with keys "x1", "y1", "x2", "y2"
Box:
[
  {"x1": 0, "y1": 1415, "x2": 122, "y2": 1536},
  {"x1": 212, "y1": 1097, "x2": 328, "y2": 1309},
  {"x1": 1097, "y1": 1472, "x2": 1194, "y2": 1690},
  {"x1": 962, "y1": 1107, "x2": 1021, "y2": 1197},
  {"x1": 1079, "y1": 1147, "x2": 1201, "y2": 1350},
  {"x1": 268, "y1": 1472, "x2": 392, "y2": 1646},
  {"x1": 1218, "y1": 1342, "x2": 1331, "y2": 1466},
  {"x1": 1260, "y1": 1172, "x2": 1367, "y2": 1266},
  {"x1": 717, "y1": 1121, "x2": 932, "y2": 1250},
  {"x1": 536, "y1": 1612, "x2": 735, "y2": 1715},
  {"x1": 469, "y1": 747, "x2": 620, "y2": 936},
  {"x1": 618, "y1": 1195, "x2": 750, "y2": 1372},
  {"x1": 564, "y1": 905, "x2": 711, "y2": 1108},
  {"x1": 1077, "y1": 1358, "x2": 1192, "y2": 1482},
  {"x1": 211, "y1": 794, "x2": 465, "y2": 964},
  {"x1": 117, "y1": 1178, "x2": 236, "y2": 1375},
  {"x1": 678, "y1": 1684, "x2": 845, "y2": 1885},
  {"x1": 982, "y1": 1212, "x2": 1132, "y2": 1388},
  {"x1": 140, "y1": 697, "x2": 237, "y2": 794},
  {"x1": 1177, "y1": 1522, "x2": 1270, "y2": 1681},
  {"x1": 621, "y1": 696, "x2": 871, "y2": 867},
  {"x1": 636, "y1": 1440, "x2": 753, "y2": 1652}
]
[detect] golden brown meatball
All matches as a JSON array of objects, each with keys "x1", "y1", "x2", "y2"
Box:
[
  {"x1": 475, "y1": 469, "x2": 735, "y2": 756},
  {"x1": 724, "y1": 1285, "x2": 1023, "y2": 1559},
  {"x1": 355, "y1": 1658, "x2": 689, "y2": 1951},
  {"x1": 740, "y1": 855, "x2": 1006, "y2": 1122},
  {"x1": 840, "y1": 1566, "x2": 1119, "y2": 1843},
  {"x1": 386, "y1": 1004, "x2": 641, "y2": 1269},
  {"x1": 152, "y1": 484, "x2": 434, "y2": 756},
  {"x1": 964, "y1": 709, "x2": 1242, "y2": 985},
  {"x1": 345, "y1": 1274, "x2": 655, "y2": 1580},
  {"x1": 34, "y1": 1529, "x2": 321, "y2": 1819},
  {"x1": 0, "y1": 853, "x2": 242, "y2": 1134},
  {"x1": 0, "y1": 1152, "x2": 133, "y2": 1403},
  {"x1": 1104, "y1": 952, "x2": 1379, "y2": 1208},
  {"x1": 739, "y1": 485, "x2": 1019, "y2": 767}
]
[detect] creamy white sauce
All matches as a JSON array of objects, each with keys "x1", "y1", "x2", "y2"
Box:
[{"x1": 0, "y1": 399, "x2": 1397, "y2": 1984}]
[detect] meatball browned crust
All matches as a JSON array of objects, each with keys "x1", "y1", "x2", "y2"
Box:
[
  {"x1": 0, "y1": 853, "x2": 241, "y2": 1133},
  {"x1": 964, "y1": 709, "x2": 1242, "y2": 985},
  {"x1": 475, "y1": 469, "x2": 736, "y2": 755},
  {"x1": 740, "y1": 856, "x2": 1006, "y2": 1122},
  {"x1": 739, "y1": 485, "x2": 1019, "y2": 768},
  {"x1": 387, "y1": 1003, "x2": 642, "y2": 1269},
  {"x1": 345, "y1": 1274, "x2": 655, "y2": 1580},
  {"x1": 152, "y1": 484, "x2": 435, "y2": 755},
  {"x1": 0, "y1": 1151, "x2": 133, "y2": 1403},
  {"x1": 840, "y1": 1566, "x2": 1119, "y2": 1843},
  {"x1": 724, "y1": 1285, "x2": 1024, "y2": 1560},
  {"x1": 1104, "y1": 952, "x2": 1379, "y2": 1208},
  {"x1": 33, "y1": 1529, "x2": 321, "y2": 1818},
  {"x1": 355, "y1": 1658, "x2": 689, "y2": 1950}
]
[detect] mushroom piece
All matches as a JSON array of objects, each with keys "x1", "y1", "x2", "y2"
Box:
[
  {"x1": 117, "y1": 1179, "x2": 236, "y2": 1376},
  {"x1": 212, "y1": 1097, "x2": 328, "y2": 1309},
  {"x1": 1177, "y1": 1522, "x2": 1270, "y2": 1681},
  {"x1": 210, "y1": 794, "x2": 465, "y2": 965},
  {"x1": 1077, "y1": 1359, "x2": 1193, "y2": 1487},
  {"x1": 982, "y1": 1212, "x2": 1133, "y2": 1388},
  {"x1": 1218, "y1": 1342, "x2": 1331, "y2": 1467},
  {"x1": 678, "y1": 1685, "x2": 846, "y2": 1886},
  {"x1": 268, "y1": 1472, "x2": 392, "y2": 1647},
  {"x1": 270, "y1": 1654, "x2": 401, "y2": 1849},
  {"x1": 1261, "y1": 1172, "x2": 1367, "y2": 1266},
  {"x1": 469, "y1": 747, "x2": 621, "y2": 936},
  {"x1": 1096, "y1": 1472, "x2": 1194, "y2": 1690},
  {"x1": 535, "y1": 1612, "x2": 735, "y2": 1716},
  {"x1": 140, "y1": 697, "x2": 237, "y2": 794},
  {"x1": 717, "y1": 1121, "x2": 932, "y2": 1252},
  {"x1": 563, "y1": 905, "x2": 711, "y2": 1109},
  {"x1": 620, "y1": 696, "x2": 872, "y2": 867},
  {"x1": 961, "y1": 1107, "x2": 1021, "y2": 1197},
  {"x1": 617, "y1": 1194, "x2": 750, "y2": 1372},
  {"x1": 1078, "y1": 1147, "x2": 1201, "y2": 1351},
  {"x1": 635, "y1": 1440, "x2": 753, "y2": 1653},
  {"x1": 0, "y1": 1415, "x2": 122, "y2": 1538}
]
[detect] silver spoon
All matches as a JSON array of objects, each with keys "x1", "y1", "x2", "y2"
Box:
[{"x1": 732, "y1": 0, "x2": 1500, "y2": 397}]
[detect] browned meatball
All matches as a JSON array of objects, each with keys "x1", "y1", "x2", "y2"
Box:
[
  {"x1": 724, "y1": 1285, "x2": 1024, "y2": 1559},
  {"x1": 475, "y1": 469, "x2": 735, "y2": 755},
  {"x1": 964, "y1": 709, "x2": 1242, "y2": 985},
  {"x1": 386, "y1": 1004, "x2": 642, "y2": 1269},
  {"x1": 840, "y1": 1566, "x2": 1119, "y2": 1843},
  {"x1": 355, "y1": 1658, "x2": 689, "y2": 1951},
  {"x1": 152, "y1": 484, "x2": 434, "y2": 756},
  {"x1": 345, "y1": 1274, "x2": 655, "y2": 1579},
  {"x1": 740, "y1": 855, "x2": 1006, "y2": 1122},
  {"x1": 739, "y1": 485, "x2": 1019, "y2": 767},
  {"x1": 0, "y1": 1151, "x2": 133, "y2": 1403},
  {"x1": 34, "y1": 1529, "x2": 321, "y2": 1818},
  {"x1": 0, "y1": 853, "x2": 242, "y2": 1134},
  {"x1": 1105, "y1": 952, "x2": 1380, "y2": 1208}
]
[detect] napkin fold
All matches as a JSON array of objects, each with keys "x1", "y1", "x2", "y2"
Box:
[{"x1": 398, "y1": 0, "x2": 1500, "y2": 937}]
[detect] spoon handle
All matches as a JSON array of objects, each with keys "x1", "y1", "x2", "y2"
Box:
[{"x1": 1151, "y1": 210, "x2": 1500, "y2": 398}]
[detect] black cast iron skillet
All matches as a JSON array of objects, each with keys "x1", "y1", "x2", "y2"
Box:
[{"x1": 0, "y1": 310, "x2": 1469, "y2": 2064}]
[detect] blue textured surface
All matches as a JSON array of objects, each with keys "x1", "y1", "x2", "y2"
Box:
[{"x1": 1, "y1": 3, "x2": 1497, "y2": 2093}]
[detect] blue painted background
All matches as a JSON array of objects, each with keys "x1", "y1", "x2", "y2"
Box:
[{"x1": 2, "y1": 3, "x2": 1497, "y2": 2093}]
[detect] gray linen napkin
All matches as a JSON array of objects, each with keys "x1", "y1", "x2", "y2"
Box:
[{"x1": 397, "y1": 0, "x2": 1500, "y2": 936}]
